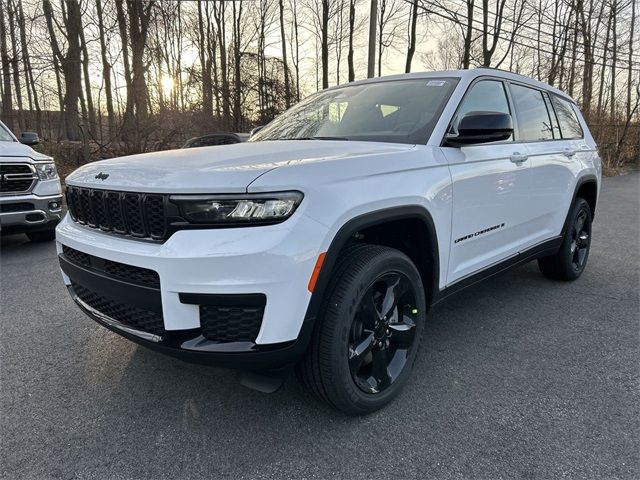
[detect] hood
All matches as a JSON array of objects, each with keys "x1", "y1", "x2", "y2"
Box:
[
  {"x1": 0, "y1": 141, "x2": 51, "y2": 162},
  {"x1": 65, "y1": 140, "x2": 414, "y2": 193}
]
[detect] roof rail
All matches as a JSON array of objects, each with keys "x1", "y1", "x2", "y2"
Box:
[{"x1": 474, "y1": 66, "x2": 519, "y2": 75}]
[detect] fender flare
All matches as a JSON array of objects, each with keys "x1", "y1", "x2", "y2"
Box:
[
  {"x1": 561, "y1": 174, "x2": 598, "y2": 236},
  {"x1": 293, "y1": 206, "x2": 441, "y2": 355}
]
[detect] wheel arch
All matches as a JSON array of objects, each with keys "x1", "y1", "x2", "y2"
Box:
[
  {"x1": 298, "y1": 206, "x2": 441, "y2": 352},
  {"x1": 562, "y1": 175, "x2": 598, "y2": 236},
  {"x1": 575, "y1": 177, "x2": 598, "y2": 218}
]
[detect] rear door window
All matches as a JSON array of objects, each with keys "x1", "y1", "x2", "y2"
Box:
[
  {"x1": 510, "y1": 84, "x2": 554, "y2": 141},
  {"x1": 550, "y1": 95, "x2": 584, "y2": 139}
]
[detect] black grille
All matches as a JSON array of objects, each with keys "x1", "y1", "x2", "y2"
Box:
[
  {"x1": 72, "y1": 282, "x2": 165, "y2": 336},
  {"x1": 62, "y1": 245, "x2": 91, "y2": 267},
  {"x1": 200, "y1": 305, "x2": 264, "y2": 342},
  {"x1": 104, "y1": 259, "x2": 161, "y2": 289},
  {"x1": 0, "y1": 163, "x2": 35, "y2": 193},
  {"x1": 0, "y1": 202, "x2": 34, "y2": 213},
  {"x1": 0, "y1": 164, "x2": 32, "y2": 174},
  {"x1": 62, "y1": 245, "x2": 160, "y2": 289},
  {"x1": 66, "y1": 186, "x2": 167, "y2": 241}
]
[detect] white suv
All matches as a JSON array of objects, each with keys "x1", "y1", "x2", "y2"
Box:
[{"x1": 56, "y1": 69, "x2": 601, "y2": 414}]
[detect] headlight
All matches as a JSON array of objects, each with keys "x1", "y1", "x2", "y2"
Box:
[
  {"x1": 170, "y1": 191, "x2": 303, "y2": 224},
  {"x1": 35, "y1": 162, "x2": 58, "y2": 180}
]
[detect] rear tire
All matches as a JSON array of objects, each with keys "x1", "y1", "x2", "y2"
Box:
[
  {"x1": 538, "y1": 197, "x2": 592, "y2": 281},
  {"x1": 297, "y1": 244, "x2": 426, "y2": 415},
  {"x1": 26, "y1": 229, "x2": 56, "y2": 242}
]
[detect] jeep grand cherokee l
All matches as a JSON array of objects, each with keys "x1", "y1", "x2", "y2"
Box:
[{"x1": 56, "y1": 69, "x2": 600, "y2": 414}]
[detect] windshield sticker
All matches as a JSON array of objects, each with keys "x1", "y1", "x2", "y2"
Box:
[{"x1": 427, "y1": 80, "x2": 447, "y2": 87}]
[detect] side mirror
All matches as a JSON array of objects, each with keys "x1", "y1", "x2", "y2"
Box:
[
  {"x1": 446, "y1": 112, "x2": 513, "y2": 146},
  {"x1": 19, "y1": 132, "x2": 40, "y2": 146},
  {"x1": 250, "y1": 125, "x2": 265, "y2": 137}
]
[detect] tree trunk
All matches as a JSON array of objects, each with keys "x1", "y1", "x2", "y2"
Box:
[
  {"x1": 7, "y1": 1, "x2": 24, "y2": 131},
  {"x1": 127, "y1": 0, "x2": 152, "y2": 123},
  {"x1": 279, "y1": 0, "x2": 291, "y2": 108},
  {"x1": 597, "y1": 10, "x2": 612, "y2": 117},
  {"x1": 0, "y1": 0, "x2": 14, "y2": 131},
  {"x1": 405, "y1": 0, "x2": 418, "y2": 73},
  {"x1": 43, "y1": 0, "x2": 82, "y2": 141},
  {"x1": 322, "y1": 0, "x2": 329, "y2": 89},
  {"x1": 17, "y1": 0, "x2": 40, "y2": 131},
  {"x1": 96, "y1": 0, "x2": 115, "y2": 136},
  {"x1": 609, "y1": 1, "x2": 617, "y2": 120},
  {"x1": 115, "y1": 0, "x2": 135, "y2": 138},
  {"x1": 347, "y1": 0, "x2": 355, "y2": 82},
  {"x1": 79, "y1": 24, "x2": 97, "y2": 138},
  {"x1": 214, "y1": 1, "x2": 231, "y2": 128},
  {"x1": 291, "y1": 0, "x2": 301, "y2": 100},
  {"x1": 462, "y1": 0, "x2": 474, "y2": 69},
  {"x1": 232, "y1": 1, "x2": 243, "y2": 130},
  {"x1": 627, "y1": 0, "x2": 636, "y2": 120},
  {"x1": 197, "y1": 1, "x2": 213, "y2": 117}
]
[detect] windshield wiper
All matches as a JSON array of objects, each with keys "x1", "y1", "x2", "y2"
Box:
[{"x1": 276, "y1": 136, "x2": 349, "y2": 141}]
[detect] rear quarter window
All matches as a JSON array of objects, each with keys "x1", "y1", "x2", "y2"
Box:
[{"x1": 550, "y1": 95, "x2": 584, "y2": 139}]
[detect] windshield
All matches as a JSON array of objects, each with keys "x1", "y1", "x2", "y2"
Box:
[
  {"x1": 250, "y1": 78, "x2": 459, "y2": 145},
  {"x1": 0, "y1": 122, "x2": 16, "y2": 142}
]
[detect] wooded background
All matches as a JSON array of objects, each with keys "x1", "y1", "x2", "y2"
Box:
[{"x1": 0, "y1": 0, "x2": 638, "y2": 175}]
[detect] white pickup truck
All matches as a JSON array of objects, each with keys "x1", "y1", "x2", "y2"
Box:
[
  {"x1": 0, "y1": 121, "x2": 62, "y2": 241},
  {"x1": 56, "y1": 69, "x2": 600, "y2": 414}
]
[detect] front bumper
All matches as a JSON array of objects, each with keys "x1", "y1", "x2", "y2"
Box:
[
  {"x1": 0, "y1": 193, "x2": 63, "y2": 234},
  {"x1": 56, "y1": 211, "x2": 329, "y2": 367}
]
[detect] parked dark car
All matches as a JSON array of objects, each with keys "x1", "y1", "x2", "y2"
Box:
[{"x1": 182, "y1": 132, "x2": 249, "y2": 148}]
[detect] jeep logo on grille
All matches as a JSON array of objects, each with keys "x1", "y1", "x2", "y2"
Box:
[{"x1": 95, "y1": 172, "x2": 109, "y2": 181}]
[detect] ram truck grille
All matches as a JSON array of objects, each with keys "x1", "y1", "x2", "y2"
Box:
[
  {"x1": 0, "y1": 164, "x2": 36, "y2": 194},
  {"x1": 66, "y1": 186, "x2": 167, "y2": 240}
]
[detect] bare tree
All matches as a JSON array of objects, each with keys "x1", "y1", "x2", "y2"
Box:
[
  {"x1": 7, "y1": 0, "x2": 24, "y2": 130},
  {"x1": 96, "y1": 0, "x2": 116, "y2": 135},
  {"x1": 322, "y1": 0, "x2": 329, "y2": 88},
  {"x1": 0, "y1": 0, "x2": 14, "y2": 130},
  {"x1": 279, "y1": 0, "x2": 292, "y2": 107},
  {"x1": 405, "y1": 0, "x2": 419, "y2": 72},
  {"x1": 214, "y1": 1, "x2": 231, "y2": 127},
  {"x1": 43, "y1": 0, "x2": 83, "y2": 141},
  {"x1": 348, "y1": 0, "x2": 357, "y2": 81},
  {"x1": 197, "y1": 1, "x2": 214, "y2": 117}
]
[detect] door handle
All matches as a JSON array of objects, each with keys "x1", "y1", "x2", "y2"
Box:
[
  {"x1": 563, "y1": 149, "x2": 577, "y2": 157},
  {"x1": 510, "y1": 152, "x2": 528, "y2": 164}
]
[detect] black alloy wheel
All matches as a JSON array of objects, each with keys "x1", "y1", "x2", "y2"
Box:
[
  {"x1": 298, "y1": 244, "x2": 426, "y2": 415},
  {"x1": 348, "y1": 273, "x2": 419, "y2": 394},
  {"x1": 570, "y1": 208, "x2": 591, "y2": 271},
  {"x1": 538, "y1": 197, "x2": 593, "y2": 281}
]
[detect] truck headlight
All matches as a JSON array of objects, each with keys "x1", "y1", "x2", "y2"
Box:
[
  {"x1": 170, "y1": 191, "x2": 303, "y2": 224},
  {"x1": 35, "y1": 162, "x2": 59, "y2": 180}
]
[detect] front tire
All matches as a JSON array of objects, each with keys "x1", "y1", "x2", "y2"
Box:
[
  {"x1": 538, "y1": 197, "x2": 592, "y2": 281},
  {"x1": 26, "y1": 229, "x2": 56, "y2": 242},
  {"x1": 298, "y1": 244, "x2": 426, "y2": 415}
]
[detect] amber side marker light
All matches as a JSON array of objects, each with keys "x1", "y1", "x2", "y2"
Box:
[{"x1": 308, "y1": 252, "x2": 327, "y2": 293}]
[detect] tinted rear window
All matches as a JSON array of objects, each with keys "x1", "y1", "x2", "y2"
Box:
[{"x1": 551, "y1": 95, "x2": 584, "y2": 139}]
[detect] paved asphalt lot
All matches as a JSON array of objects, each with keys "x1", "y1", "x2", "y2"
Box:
[{"x1": 1, "y1": 173, "x2": 638, "y2": 480}]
